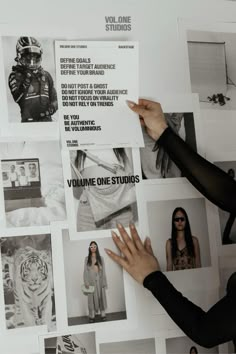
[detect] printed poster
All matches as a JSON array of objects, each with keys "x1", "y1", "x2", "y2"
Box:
[{"x1": 55, "y1": 41, "x2": 143, "y2": 149}]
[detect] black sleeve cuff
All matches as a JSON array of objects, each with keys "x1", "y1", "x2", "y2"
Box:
[
  {"x1": 143, "y1": 270, "x2": 165, "y2": 290},
  {"x1": 152, "y1": 127, "x2": 174, "y2": 152}
]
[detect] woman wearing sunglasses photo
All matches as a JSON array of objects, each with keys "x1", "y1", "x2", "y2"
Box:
[{"x1": 166, "y1": 207, "x2": 201, "y2": 271}]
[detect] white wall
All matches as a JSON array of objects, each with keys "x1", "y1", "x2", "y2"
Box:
[
  {"x1": 147, "y1": 198, "x2": 211, "y2": 271},
  {"x1": 62, "y1": 231, "x2": 126, "y2": 317}
]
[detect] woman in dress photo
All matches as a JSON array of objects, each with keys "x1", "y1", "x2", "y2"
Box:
[
  {"x1": 83, "y1": 241, "x2": 107, "y2": 323},
  {"x1": 166, "y1": 207, "x2": 201, "y2": 271}
]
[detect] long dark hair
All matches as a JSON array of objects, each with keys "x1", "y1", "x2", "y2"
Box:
[
  {"x1": 75, "y1": 148, "x2": 128, "y2": 170},
  {"x1": 171, "y1": 207, "x2": 195, "y2": 259},
  {"x1": 87, "y1": 241, "x2": 102, "y2": 268},
  {"x1": 189, "y1": 346, "x2": 198, "y2": 354}
]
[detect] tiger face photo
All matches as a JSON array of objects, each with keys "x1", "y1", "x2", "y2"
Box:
[{"x1": 0, "y1": 234, "x2": 56, "y2": 331}]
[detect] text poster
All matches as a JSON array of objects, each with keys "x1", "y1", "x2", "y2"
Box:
[{"x1": 55, "y1": 41, "x2": 143, "y2": 149}]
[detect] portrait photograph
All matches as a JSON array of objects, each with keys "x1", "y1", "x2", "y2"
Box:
[
  {"x1": 62, "y1": 231, "x2": 127, "y2": 326},
  {"x1": 146, "y1": 197, "x2": 211, "y2": 273},
  {"x1": 1, "y1": 35, "x2": 58, "y2": 124}
]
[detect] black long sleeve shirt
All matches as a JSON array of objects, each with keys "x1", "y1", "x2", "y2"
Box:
[{"x1": 143, "y1": 128, "x2": 236, "y2": 347}]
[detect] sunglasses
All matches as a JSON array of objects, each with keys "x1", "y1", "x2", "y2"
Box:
[{"x1": 174, "y1": 217, "x2": 185, "y2": 222}]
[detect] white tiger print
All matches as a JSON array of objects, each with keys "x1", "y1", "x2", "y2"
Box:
[{"x1": 13, "y1": 246, "x2": 53, "y2": 328}]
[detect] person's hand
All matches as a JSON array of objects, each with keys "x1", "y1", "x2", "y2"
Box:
[
  {"x1": 105, "y1": 223, "x2": 160, "y2": 284},
  {"x1": 23, "y1": 70, "x2": 33, "y2": 88},
  {"x1": 126, "y1": 99, "x2": 168, "y2": 141}
]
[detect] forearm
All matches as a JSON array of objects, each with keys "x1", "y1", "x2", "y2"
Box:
[
  {"x1": 143, "y1": 271, "x2": 236, "y2": 347},
  {"x1": 158, "y1": 128, "x2": 236, "y2": 213},
  {"x1": 143, "y1": 271, "x2": 208, "y2": 345}
]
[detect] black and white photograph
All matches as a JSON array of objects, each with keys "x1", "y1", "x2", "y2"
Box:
[
  {"x1": 62, "y1": 231, "x2": 127, "y2": 326},
  {"x1": 2, "y1": 158, "x2": 41, "y2": 194},
  {"x1": 2, "y1": 36, "x2": 58, "y2": 124},
  {"x1": 100, "y1": 337, "x2": 156, "y2": 354},
  {"x1": 214, "y1": 160, "x2": 236, "y2": 245},
  {"x1": 140, "y1": 112, "x2": 197, "y2": 179},
  {"x1": 166, "y1": 336, "x2": 219, "y2": 354},
  {"x1": 146, "y1": 198, "x2": 211, "y2": 272},
  {"x1": 0, "y1": 140, "x2": 66, "y2": 227},
  {"x1": 0, "y1": 233, "x2": 56, "y2": 331},
  {"x1": 187, "y1": 30, "x2": 236, "y2": 110},
  {"x1": 43, "y1": 331, "x2": 96, "y2": 354},
  {"x1": 67, "y1": 148, "x2": 138, "y2": 236}
]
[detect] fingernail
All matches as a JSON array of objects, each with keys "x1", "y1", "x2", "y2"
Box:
[
  {"x1": 104, "y1": 248, "x2": 111, "y2": 255},
  {"x1": 126, "y1": 100, "x2": 135, "y2": 108},
  {"x1": 116, "y1": 222, "x2": 123, "y2": 229},
  {"x1": 146, "y1": 236, "x2": 151, "y2": 244},
  {"x1": 111, "y1": 231, "x2": 118, "y2": 238},
  {"x1": 129, "y1": 222, "x2": 135, "y2": 229}
]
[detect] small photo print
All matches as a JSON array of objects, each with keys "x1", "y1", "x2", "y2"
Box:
[
  {"x1": 100, "y1": 338, "x2": 156, "y2": 354},
  {"x1": 2, "y1": 159, "x2": 41, "y2": 195},
  {"x1": 63, "y1": 231, "x2": 127, "y2": 325},
  {"x1": 69, "y1": 148, "x2": 138, "y2": 232},
  {"x1": 147, "y1": 198, "x2": 211, "y2": 272},
  {"x1": 0, "y1": 233, "x2": 56, "y2": 331},
  {"x1": 140, "y1": 112, "x2": 197, "y2": 179},
  {"x1": 166, "y1": 336, "x2": 219, "y2": 353},
  {"x1": 2, "y1": 36, "x2": 58, "y2": 123},
  {"x1": 0, "y1": 140, "x2": 66, "y2": 227},
  {"x1": 187, "y1": 30, "x2": 236, "y2": 110},
  {"x1": 44, "y1": 332, "x2": 96, "y2": 354},
  {"x1": 214, "y1": 160, "x2": 236, "y2": 245}
]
